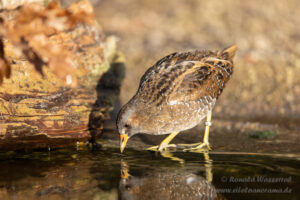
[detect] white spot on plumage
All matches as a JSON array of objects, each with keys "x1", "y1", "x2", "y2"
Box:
[{"x1": 186, "y1": 175, "x2": 197, "y2": 184}]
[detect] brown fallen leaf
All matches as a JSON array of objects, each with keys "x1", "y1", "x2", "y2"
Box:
[
  {"x1": 0, "y1": 38, "x2": 11, "y2": 85},
  {"x1": 0, "y1": 0, "x2": 96, "y2": 87}
]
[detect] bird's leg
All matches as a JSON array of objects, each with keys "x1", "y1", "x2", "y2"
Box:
[
  {"x1": 147, "y1": 132, "x2": 179, "y2": 151},
  {"x1": 203, "y1": 110, "x2": 212, "y2": 149},
  {"x1": 182, "y1": 111, "x2": 212, "y2": 152}
]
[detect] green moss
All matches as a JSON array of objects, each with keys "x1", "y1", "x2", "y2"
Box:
[
  {"x1": 86, "y1": 36, "x2": 120, "y2": 89},
  {"x1": 249, "y1": 130, "x2": 276, "y2": 139}
]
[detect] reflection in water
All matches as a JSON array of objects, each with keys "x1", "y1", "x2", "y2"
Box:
[
  {"x1": 119, "y1": 153, "x2": 222, "y2": 200},
  {"x1": 204, "y1": 153, "x2": 213, "y2": 182},
  {"x1": 159, "y1": 151, "x2": 213, "y2": 182},
  {"x1": 160, "y1": 151, "x2": 185, "y2": 164},
  {"x1": 0, "y1": 148, "x2": 298, "y2": 199}
]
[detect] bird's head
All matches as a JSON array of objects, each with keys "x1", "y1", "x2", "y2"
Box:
[{"x1": 117, "y1": 102, "x2": 140, "y2": 153}]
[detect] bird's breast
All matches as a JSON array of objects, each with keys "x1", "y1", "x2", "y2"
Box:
[{"x1": 136, "y1": 97, "x2": 216, "y2": 135}]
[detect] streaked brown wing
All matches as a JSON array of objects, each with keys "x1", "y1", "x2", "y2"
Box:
[
  {"x1": 167, "y1": 61, "x2": 215, "y2": 103},
  {"x1": 138, "y1": 50, "x2": 218, "y2": 92},
  {"x1": 168, "y1": 59, "x2": 233, "y2": 104},
  {"x1": 137, "y1": 60, "x2": 206, "y2": 105},
  {"x1": 137, "y1": 51, "x2": 233, "y2": 106}
]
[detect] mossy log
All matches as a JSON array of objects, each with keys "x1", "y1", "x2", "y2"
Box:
[{"x1": 0, "y1": 1, "x2": 125, "y2": 151}]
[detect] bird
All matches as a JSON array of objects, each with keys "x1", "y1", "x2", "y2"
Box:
[
  {"x1": 119, "y1": 171, "x2": 219, "y2": 200},
  {"x1": 118, "y1": 159, "x2": 223, "y2": 200},
  {"x1": 117, "y1": 45, "x2": 237, "y2": 153}
]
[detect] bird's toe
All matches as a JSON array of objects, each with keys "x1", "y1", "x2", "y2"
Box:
[
  {"x1": 158, "y1": 143, "x2": 177, "y2": 151},
  {"x1": 146, "y1": 144, "x2": 177, "y2": 152},
  {"x1": 146, "y1": 145, "x2": 159, "y2": 151},
  {"x1": 182, "y1": 142, "x2": 211, "y2": 152}
]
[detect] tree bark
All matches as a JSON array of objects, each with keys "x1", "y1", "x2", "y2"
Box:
[{"x1": 0, "y1": 0, "x2": 124, "y2": 151}]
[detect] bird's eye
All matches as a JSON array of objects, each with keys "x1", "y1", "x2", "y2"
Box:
[
  {"x1": 125, "y1": 184, "x2": 131, "y2": 190},
  {"x1": 124, "y1": 123, "x2": 131, "y2": 128}
]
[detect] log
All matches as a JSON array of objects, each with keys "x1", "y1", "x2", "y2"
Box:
[{"x1": 0, "y1": 0, "x2": 125, "y2": 151}]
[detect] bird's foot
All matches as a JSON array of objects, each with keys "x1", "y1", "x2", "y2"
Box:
[
  {"x1": 182, "y1": 142, "x2": 211, "y2": 152},
  {"x1": 177, "y1": 142, "x2": 203, "y2": 148},
  {"x1": 146, "y1": 143, "x2": 177, "y2": 151}
]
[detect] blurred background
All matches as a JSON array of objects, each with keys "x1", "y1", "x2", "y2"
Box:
[
  {"x1": 0, "y1": 2, "x2": 298, "y2": 199},
  {"x1": 93, "y1": 0, "x2": 300, "y2": 125}
]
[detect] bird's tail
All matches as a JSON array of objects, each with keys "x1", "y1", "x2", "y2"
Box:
[{"x1": 218, "y1": 45, "x2": 237, "y2": 61}]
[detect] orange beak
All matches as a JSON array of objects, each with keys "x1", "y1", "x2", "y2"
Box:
[
  {"x1": 120, "y1": 160, "x2": 130, "y2": 179},
  {"x1": 120, "y1": 134, "x2": 129, "y2": 153}
]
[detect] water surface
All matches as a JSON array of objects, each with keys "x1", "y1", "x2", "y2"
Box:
[{"x1": 0, "y1": 146, "x2": 298, "y2": 200}]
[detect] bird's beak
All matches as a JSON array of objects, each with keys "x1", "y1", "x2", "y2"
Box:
[
  {"x1": 120, "y1": 134, "x2": 129, "y2": 153},
  {"x1": 120, "y1": 160, "x2": 130, "y2": 179}
]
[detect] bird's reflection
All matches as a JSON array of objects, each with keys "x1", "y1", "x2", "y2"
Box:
[
  {"x1": 119, "y1": 153, "x2": 223, "y2": 200},
  {"x1": 158, "y1": 151, "x2": 212, "y2": 182}
]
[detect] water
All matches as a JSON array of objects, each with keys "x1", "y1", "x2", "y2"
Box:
[{"x1": 0, "y1": 146, "x2": 298, "y2": 200}]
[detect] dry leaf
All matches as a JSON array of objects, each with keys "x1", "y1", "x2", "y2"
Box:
[
  {"x1": 0, "y1": 38, "x2": 11, "y2": 84},
  {"x1": 0, "y1": 0, "x2": 95, "y2": 87}
]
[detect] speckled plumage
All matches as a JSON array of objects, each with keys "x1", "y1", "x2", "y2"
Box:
[
  {"x1": 119, "y1": 172, "x2": 219, "y2": 200},
  {"x1": 117, "y1": 46, "x2": 237, "y2": 139}
]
